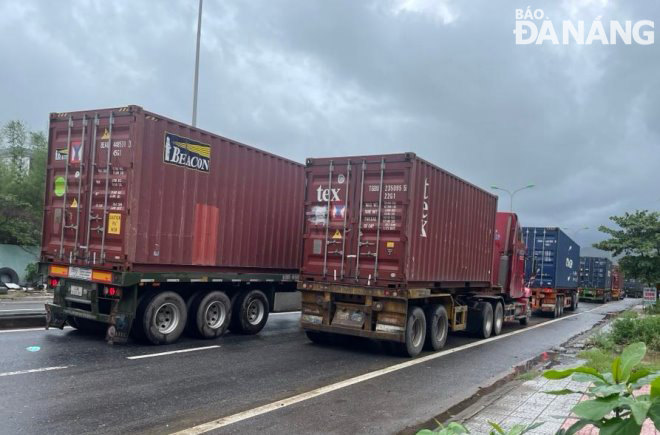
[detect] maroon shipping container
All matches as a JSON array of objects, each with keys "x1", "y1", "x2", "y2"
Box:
[
  {"x1": 300, "y1": 153, "x2": 497, "y2": 288},
  {"x1": 41, "y1": 105, "x2": 304, "y2": 273}
]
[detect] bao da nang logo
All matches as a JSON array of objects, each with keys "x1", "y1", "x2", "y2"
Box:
[
  {"x1": 163, "y1": 132, "x2": 211, "y2": 173},
  {"x1": 514, "y1": 7, "x2": 654, "y2": 45}
]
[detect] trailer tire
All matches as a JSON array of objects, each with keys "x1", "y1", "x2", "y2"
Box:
[
  {"x1": 192, "y1": 291, "x2": 231, "y2": 339},
  {"x1": 140, "y1": 291, "x2": 187, "y2": 345},
  {"x1": 492, "y1": 302, "x2": 504, "y2": 336},
  {"x1": 519, "y1": 316, "x2": 528, "y2": 326},
  {"x1": 0, "y1": 267, "x2": 19, "y2": 285},
  {"x1": 424, "y1": 304, "x2": 448, "y2": 351},
  {"x1": 469, "y1": 302, "x2": 493, "y2": 339},
  {"x1": 66, "y1": 316, "x2": 80, "y2": 329},
  {"x1": 305, "y1": 330, "x2": 333, "y2": 345},
  {"x1": 229, "y1": 289, "x2": 269, "y2": 335},
  {"x1": 397, "y1": 306, "x2": 426, "y2": 357},
  {"x1": 568, "y1": 293, "x2": 577, "y2": 311}
]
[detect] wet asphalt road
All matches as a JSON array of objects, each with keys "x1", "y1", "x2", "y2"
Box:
[{"x1": 0, "y1": 298, "x2": 640, "y2": 435}]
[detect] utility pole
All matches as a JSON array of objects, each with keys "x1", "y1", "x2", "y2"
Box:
[{"x1": 192, "y1": 0, "x2": 203, "y2": 127}]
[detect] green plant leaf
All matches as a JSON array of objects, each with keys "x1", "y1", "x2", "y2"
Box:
[
  {"x1": 544, "y1": 367, "x2": 606, "y2": 382},
  {"x1": 590, "y1": 384, "x2": 625, "y2": 397},
  {"x1": 619, "y1": 342, "x2": 646, "y2": 382},
  {"x1": 598, "y1": 416, "x2": 642, "y2": 435},
  {"x1": 573, "y1": 372, "x2": 608, "y2": 385},
  {"x1": 651, "y1": 377, "x2": 660, "y2": 399},
  {"x1": 561, "y1": 419, "x2": 593, "y2": 435},
  {"x1": 572, "y1": 396, "x2": 622, "y2": 420},
  {"x1": 648, "y1": 402, "x2": 660, "y2": 429},
  {"x1": 416, "y1": 430, "x2": 435, "y2": 435},
  {"x1": 611, "y1": 356, "x2": 622, "y2": 383},
  {"x1": 519, "y1": 421, "x2": 544, "y2": 434},
  {"x1": 621, "y1": 398, "x2": 651, "y2": 425},
  {"x1": 628, "y1": 368, "x2": 651, "y2": 385},
  {"x1": 544, "y1": 389, "x2": 582, "y2": 395},
  {"x1": 630, "y1": 372, "x2": 660, "y2": 390},
  {"x1": 487, "y1": 421, "x2": 505, "y2": 434}
]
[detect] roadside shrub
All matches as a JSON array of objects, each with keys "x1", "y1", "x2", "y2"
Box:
[
  {"x1": 645, "y1": 301, "x2": 660, "y2": 315},
  {"x1": 611, "y1": 315, "x2": 660, "y2": 351},
  {"x1": 24, "y1": 262, "x2": 39, "y2": 285}
]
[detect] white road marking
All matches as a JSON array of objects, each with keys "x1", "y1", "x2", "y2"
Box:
[
  {"x1": 173, "y1": 305, "x2": 605, "y2": 434},
  {"x1": 269, "y1": 311, "x2": 301, "y2": 316},
  {"x1": 0, "y1": 326, "x2": 72, "y2": 334},
  {"x1": 0, "y1": 308, "x2": 46, "y2": 312},
  {"x1": 0, "y1": 366, "x2": 69, "y2": 377},
  {"x1": 126, "y1": 345, "x2": 220, "y2": 360}
]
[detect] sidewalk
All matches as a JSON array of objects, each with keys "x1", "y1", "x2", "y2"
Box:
[{"x1": 462, "y1": 371, "x2": 659, "y2": 435}]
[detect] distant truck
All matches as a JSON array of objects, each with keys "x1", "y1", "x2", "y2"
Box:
[
  {"x1": 610, "y1": 264, "x2": 623, "y2": 300},
  {"x1": 523, "y1": 227, "x2": 580, "y2": 317},
  {"x1": 624, "y1": 278, "x2": 644, "y2": 298},
  {"x1": 578, "y1": 256, "x2": 612, "y2": 303},
  {"x1": 42, "y1": 106, "x2": 304, "y2": 344},
  {"x1": 298, "y1": 153, "x2": 530, "y2": 357}
]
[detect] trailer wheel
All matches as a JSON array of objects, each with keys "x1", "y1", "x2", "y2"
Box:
[
  {"x1": 567, "y1": 293, "x2": 577, "y2": 311},
  {"x1": 469, "y1": 302, "x2": 493, "y2": 339},
  {"x1": 66, "y1": 316, "x2": 80, "y2": 329},
  {"x1": 305, "y1": 330, "x2": 333, "y2": 345},
  {"x1": 191, "y1": 291, "x2": 231, "y2": 339},
  {"x1": 0, "y1": 267, "x2": 19, "y2": 285},
  {"x1": 397, "y1": 306, "x2": 426, "y2": 357},
  {"x1": 492, "y1": 302, "x2": 504, "y2": 336},
  {"x1": 140, "y1": 291, "x2": 187, "y2": 345},
  {"x1": 229, "y1": 289, "x2": 270, "y2": 335},
  {"x1": 424, "y1": 304, "x2": 448, "y2": 351}
]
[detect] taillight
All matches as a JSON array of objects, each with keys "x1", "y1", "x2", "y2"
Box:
[
  {"x1": 103, "y1": 286, "x2": 122, "y2": 298},
  {"x1": 49, "y1": 278, "x2": 60, "y2": 288}
]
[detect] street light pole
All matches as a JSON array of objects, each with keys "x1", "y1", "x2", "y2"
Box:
[
  {"x1": 490, "y1": 184, "x2": 535, "y2": 211},
  {"x1": 192, "y1": 0, "x2": 203, "y2": 127}
]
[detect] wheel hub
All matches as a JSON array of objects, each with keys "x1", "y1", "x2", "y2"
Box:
[
  {"x1": 154, "y1": 302, "x2": 179, "y2": 334},
  {"x1": 205, "y1": 301, "x2": 226, "y2": 329},
  {"x1": 246, "y1": 299, "x2": 264, "y2": 325}
]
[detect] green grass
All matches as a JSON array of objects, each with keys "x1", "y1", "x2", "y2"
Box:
[{"x1": 517, "y1": 370, "x2": 542, "y2": 381}]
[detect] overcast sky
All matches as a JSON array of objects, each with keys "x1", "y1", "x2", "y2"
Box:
[{"x1": 1, "y1": 0, "x2": 658, "y2": 256}]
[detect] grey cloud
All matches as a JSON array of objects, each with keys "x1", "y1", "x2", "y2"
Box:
[{"x1": 0, "y1": 0, "x2": 658, "y2": 256}]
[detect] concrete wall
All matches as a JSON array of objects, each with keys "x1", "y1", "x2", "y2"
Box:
[{"x1": 0, "y1": 244, "x2": 39, "y2": 284}]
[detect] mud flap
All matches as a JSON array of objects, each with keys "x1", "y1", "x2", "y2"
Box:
[{"x1": 45, "y1": 304, "x2": 66, "y2": 330}]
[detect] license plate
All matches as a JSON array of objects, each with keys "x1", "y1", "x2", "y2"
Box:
[
  {"x1": 70, "y1": 285, "x2": 83, "y2": 297},
  {"x1": 69, "y1": 267, "x2": 92, "y2": 281}
]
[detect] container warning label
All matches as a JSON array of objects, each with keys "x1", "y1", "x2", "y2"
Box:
[
  {"x1": 332, "y1": 229, "x2": 342, "y2": 239},
  {"x1": 108, "y1": 213, "x2": 121, "y2": 235},
  {"x1": 163, "y1": 132, "x2": 211, "y2": 173}
]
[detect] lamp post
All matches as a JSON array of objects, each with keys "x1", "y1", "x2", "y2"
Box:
[
  {"x1": 490, "y1": 184, "x2": 535, "y2": 211},
  {"x1": 192, "y1": 0, "x2": 203, "y2": 127}
]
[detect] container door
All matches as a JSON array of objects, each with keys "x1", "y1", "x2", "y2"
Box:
[
  {"x1": 42, "y1": 111, "x2": 133, "y2": 268},
  {"x1": 302, "y1": 156, "x2": 409, "y2": 286},
  {"x1": 349, "y1": 158, "x2": 409, "y2": 286}
]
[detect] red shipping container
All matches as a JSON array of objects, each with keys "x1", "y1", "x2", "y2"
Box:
[
  {"x1": 300, "y1": 153, "x2": 497, "y2": 288},
  {"x1": 41, "y1": 105, "x2": 304, "y2": 274}
]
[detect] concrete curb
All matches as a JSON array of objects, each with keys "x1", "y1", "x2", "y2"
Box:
[{"x1": 0, "y1": 312, "x2": 47, "y2": 329}]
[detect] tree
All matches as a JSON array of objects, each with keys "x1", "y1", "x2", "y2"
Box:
[
  {"x1": 594, "y1": 210, "x2": 660, "y2": 285},
  {"x1": 0, "y1": 120, "x2": 47, "y2": 246}
]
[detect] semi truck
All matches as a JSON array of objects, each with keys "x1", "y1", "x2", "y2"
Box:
[
  {"x1": 578, "y1": 256, "x2": 612, "y2": 303},
  {"x1": 523, "y1": 227, "x2": 580, "y2": 317},
  {"x1": 610, "y1": 264, "x2": 623, "y2": 300},
  {"x1": 41, "y1": 106, "x2": 304, "y2": 344},
  {"x1": 298, "y1": 153, "x2": 530, "y2": 357}
]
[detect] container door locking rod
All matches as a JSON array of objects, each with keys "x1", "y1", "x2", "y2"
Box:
[
  {"x1": 84, "y1": 114, "x2": 99, "y2": 262},
  {"x1": 322, "y1": 160, "x2": 333, "y2": 278},
  {"x1": 339, "y1": 161, "x2": 350, "y2": 279},
  {"x1": 59, "y1": 116, "x2": 74, "y2": 259},
  {"x1": 72, "y1": 115, "x2": 87, "y2": 258},
  {"x1": 355, "y1": 160, "x2": 366, "y2": 281},
  {"x1": 373, "y1": 157, "x2": 385, "y2": 281},
  {"x1": 99, "y1": 112, "x2": 114, "y2": 264}
]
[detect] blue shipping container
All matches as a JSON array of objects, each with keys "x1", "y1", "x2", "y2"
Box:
[
  {"x1": 523, "y1": 227, "x2": 580, "y2": 289},
  {"x1": 579, "y1": 256, "x2": 612, "y2": 289}
]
